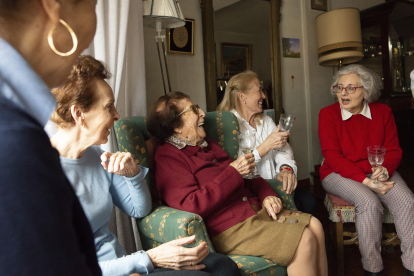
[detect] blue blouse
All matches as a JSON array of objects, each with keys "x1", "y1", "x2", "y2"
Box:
[{"x1": 61, "y1": 146, "x2": 154, "y2": 276}]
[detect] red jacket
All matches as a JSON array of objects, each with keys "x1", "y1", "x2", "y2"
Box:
[
  {"x1": 155, "y1": 137, "x2": 278, "y2": 237},
  {"x1": 319, "y1": 102, "x2": 402, "y2": 183}
]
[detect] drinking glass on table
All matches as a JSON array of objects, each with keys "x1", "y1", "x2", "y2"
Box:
[
  {"x1": 276, "y1": 114, "x2": 296, "y2": 151},
  {"x1": 367, "y1": 145, "x2": 386, "y2": 187},
  {"x1": 237, "y1": 130, "x2": 259, "y2": 179}
]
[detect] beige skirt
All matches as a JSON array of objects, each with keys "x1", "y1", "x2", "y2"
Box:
[{"x1": 211, "y1": 205, "x2": 311, "y2": 266}]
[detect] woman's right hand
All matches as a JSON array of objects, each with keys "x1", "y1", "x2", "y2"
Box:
[
  {"x1": 230, "y1": 153, "x2": 256, "y2": 176},
  {"x1": 362, "y1": 178, "x2": 394, "y2": 195},
  {"x1": 264, "y1": 125, "x2": 290, "y2": 150},
  {"x1": 146, "y1": 235, "x2": 209, "y2": 270}
]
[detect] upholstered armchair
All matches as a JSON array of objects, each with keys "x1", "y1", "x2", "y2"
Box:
[{"x1": 114, "y1": 111, "x2": 297, "y2": 276}]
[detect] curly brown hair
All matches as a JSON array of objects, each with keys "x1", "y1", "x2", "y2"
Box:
[
  {"x1": 146, "y1": 92, "x2": 190, "y2": 140},
  {"x1": 51, "y1": 55, "x2": 111, "y2": 128}
]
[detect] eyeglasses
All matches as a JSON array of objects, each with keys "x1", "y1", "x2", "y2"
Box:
[
  {"x1": 333, "y1": 86, "x2": 364, "y2": 94},
  {"x1": 178, "y1": 104, "x2": 200, "y2": 116}
]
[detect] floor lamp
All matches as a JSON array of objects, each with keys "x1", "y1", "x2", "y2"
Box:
[
  {"x1": 316, "y1": 8, "x2": 364, "y2": 69},
  {"x1": 143, "y1": 0, "x2": 185, "y2": 95}
]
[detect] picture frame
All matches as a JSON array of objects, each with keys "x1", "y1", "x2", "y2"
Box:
[
  {"x1": 221, "y1": 43, "x2": 251, "y2": 77},
  {"x1": 167, "y1": 18, "x2": 195, "y2": 55},
  {"x1": 311, "y1": 0, "x2": 327, "y2": 11}
]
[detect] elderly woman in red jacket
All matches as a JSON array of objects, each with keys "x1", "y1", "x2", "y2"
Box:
[
  {"x1": 319, "y1": 64, "x2": 414, "y2": 276},
  {"x1": 147, "y1": 92, "x2": 328, "y2": 276}
]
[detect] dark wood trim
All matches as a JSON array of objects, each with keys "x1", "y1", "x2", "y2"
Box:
[
  {"x1": 200, "y1": 0, "x2": 217, "y2": 112},
  {"x1": 269, "y1": 0, "x2": 283, "y2": 121}
]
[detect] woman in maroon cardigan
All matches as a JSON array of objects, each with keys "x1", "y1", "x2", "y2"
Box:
[
  {"x1": 147, "y1": 92, "x2": 328, "y2": 276},
  {"x1": 319, "y1": 64, "x2": 414, "y2": 276}
]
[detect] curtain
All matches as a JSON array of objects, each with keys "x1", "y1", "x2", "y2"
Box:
[{"x1": 84, "y1": 0, "x2": 147, "y2": 254}]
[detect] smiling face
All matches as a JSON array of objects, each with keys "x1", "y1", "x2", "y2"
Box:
[
  {"x1": 239, "y1": 78, "x2": 265, "y2": 115},
  {"x1": 175, "y1": 99, "x2": 206, "y2": 145},
  {"x1": 82, "y1": 79, "x2": 119, "y2": 145},
  {"x1": 336, "y1": 73, "x2": 365, "y2": 114}
]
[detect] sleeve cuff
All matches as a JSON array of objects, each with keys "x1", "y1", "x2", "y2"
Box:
[
  {"x1": 276, "y1": 162, "x2": 297, "y2": 176},
  {"x1": 124, "y1": 166, "x2": 149, "y2": 185},
  {"x1": 253, "y1": 149, "x2": 262, "y2": 164}
]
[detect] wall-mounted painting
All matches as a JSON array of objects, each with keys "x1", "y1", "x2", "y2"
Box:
[
  {"x1": 282, "y1": 38, "x2": 301, "y2": 58},
  {"x1": 311, "y1": 0, "x2": 327, "y2": 11},
  {"x1": 167, "y1": 18, "x2": 195, "y2": 55},
  {"x1": 221, "y1": 43, "x2": 251, "y2": 77}
]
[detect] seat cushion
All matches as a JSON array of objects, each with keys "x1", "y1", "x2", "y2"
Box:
[
  {"x1": 229, "y1": 255, "x2": 287, "y2": 276},
  {"x1": 324, "y1": 193, "x2": 394, "y2": 223}
]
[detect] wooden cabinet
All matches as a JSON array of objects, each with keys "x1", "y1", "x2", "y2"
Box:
[{"x1": 359, "y1": 0, "x2": 414, "y2": 166}]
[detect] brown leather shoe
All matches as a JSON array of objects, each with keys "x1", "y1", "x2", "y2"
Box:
[{"x1": 363, "y1": 270, "x2": 382, "y2": 276}]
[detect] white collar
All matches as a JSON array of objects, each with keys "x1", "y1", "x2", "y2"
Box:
[{"x1": 341, "y1": 103, "x2": 372, "y2": 121}]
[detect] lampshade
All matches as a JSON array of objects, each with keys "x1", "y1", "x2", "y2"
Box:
[
  {"x1": 143, "y1": 0, "x2": 185, "y2": 29},
  {"x1": 316, "y1": 8, "x2": 363, "y2": 66}
]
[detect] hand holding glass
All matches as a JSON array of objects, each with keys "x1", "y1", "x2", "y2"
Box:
[
  {"x1": 367, "y1": 145, "x2": 386, "y2": 188},
  {"x1": 275, "y1": 114, "x2": 295, "y2": 151},
  {"x1": 237, "y1": 130, "x2": 259, "y2": 179}
]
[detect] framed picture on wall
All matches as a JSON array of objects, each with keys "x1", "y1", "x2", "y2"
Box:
[
  {"x1": 167, "y1": 18, "x2": 195, "y2": 55},
  {"x1": 311, "y1": 0, "x2": 327, "y2": 11},
  {"x1": 221, "y1": 43, "x2": 251, "y2": 77}
]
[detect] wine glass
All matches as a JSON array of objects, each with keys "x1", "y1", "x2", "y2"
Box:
[
  {"x1": 367, "y1": 145, "x2": 386, "y2": 187},
  {"x1": 279, "y1": 114, "x2": 296, "y2": 132},
  {"x1": 276, "y1": 114, "x2": 296, "y2": 152},
  {"x1": 237, "y1": 130, "x2": 259, "y2": 179}
]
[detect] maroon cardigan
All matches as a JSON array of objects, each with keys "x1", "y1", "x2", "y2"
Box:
[{"x1": 155, "y1": 137, "x2": 278, "y2": 237}]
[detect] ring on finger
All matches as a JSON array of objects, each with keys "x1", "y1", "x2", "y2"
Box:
[
  {"x1": 382, "y1": 174, "x2": 387, "y2": 178},
  {"x1": 190, "y1": 261, "x2": 192, "y2": 266}
]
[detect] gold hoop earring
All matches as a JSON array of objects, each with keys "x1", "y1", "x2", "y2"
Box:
[{"x1": 48, "y1": 19, "x2": 78, "y2": 57}]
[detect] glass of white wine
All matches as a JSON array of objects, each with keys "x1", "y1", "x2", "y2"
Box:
[
  {"x1": 237, "y1": 130, "x2": 259, "y2": 179},
  {"x1": 367, "y1": 145, "x2": 386, "y2": 188}
]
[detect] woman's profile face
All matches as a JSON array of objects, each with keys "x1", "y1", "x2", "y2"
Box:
[
  {"x1": 175, "y1": 99, "x2": 206, "y2": 144},
  {"x1": 82, "y1": 79, "x2": 119, "y2": 145},
  {"x1": 336, "y1": 73, "x2": 365, "y2": 114},
  {"x1": 240, "y1": 78, "x2": 265, "y2": 115}
]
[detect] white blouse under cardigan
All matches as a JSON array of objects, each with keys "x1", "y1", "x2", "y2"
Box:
[{"x1": 231, "y1": 109, "x2": 297, "y2": 178}]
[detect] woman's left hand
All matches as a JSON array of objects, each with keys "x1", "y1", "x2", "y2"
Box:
[
  {"x1": 263, "y1": 196, "x2": 283, "y2": 220},
  {"x1": 371, "y1": 166, "x2": 389, "y2": 181},
  {"x1": 100, "y1": 152, "x2": 140, "y2": 177},
  {"x1": 277, "y1": 169, "x2": 297, "y2": 195}
]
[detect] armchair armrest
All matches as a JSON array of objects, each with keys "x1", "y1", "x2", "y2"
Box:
[
  {"x1": 138, "y1": 205, "x2": 216, "y2": 252},
  {"x1": 265, "y1": 179, "x2": 297, "y2": 211}
]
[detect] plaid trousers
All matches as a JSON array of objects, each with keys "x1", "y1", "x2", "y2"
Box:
[{"x1": 322, "y1": 171, "x2": 414, "y2": 273}]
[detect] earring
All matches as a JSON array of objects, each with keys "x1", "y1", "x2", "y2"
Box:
[
  {"x1": 48, "y1": 19, "x2": 78, "y2": 57},
  {"x1": 82, "y1": 123, "x2": 85, "y2": 128},
  {"x1": 244, "y1": 102, "x2": 246, "y2": 104}
]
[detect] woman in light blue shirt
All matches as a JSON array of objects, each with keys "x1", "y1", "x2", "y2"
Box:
[{"x1": 50, "y1": 55, "x2": 239, "y2": 276}]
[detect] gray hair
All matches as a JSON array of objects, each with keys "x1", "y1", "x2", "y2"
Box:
[{"x1": 331, "y1": 64, "x2": 383, "y2": 103}]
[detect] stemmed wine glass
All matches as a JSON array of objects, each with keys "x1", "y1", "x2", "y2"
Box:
[
  {"x1": 276, "y1": 114, "x2": 296, "y2": 151},
  {"x1": 367, "y1": 145, "x2": 386, "y2": 188},
  {"x1": 279, "y1": 114, "x2": 296, "y2": 132},
  {"x1": 237, "y1": 130, "x2": 259, "y2": 179}
]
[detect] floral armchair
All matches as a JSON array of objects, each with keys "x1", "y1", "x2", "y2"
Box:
[{"x1": 114, "y1": 111, "x2": 297, "y2": 276}]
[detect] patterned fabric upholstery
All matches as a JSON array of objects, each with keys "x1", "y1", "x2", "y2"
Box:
[
  {"x1": 324, "y1": 193, "x2": 394, "y2": 223},
  {"x1": 114, "y1": 111, "x2": 297, "y2": 276}
]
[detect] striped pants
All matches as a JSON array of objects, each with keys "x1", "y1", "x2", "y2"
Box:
[{"x1": 322, "y1": 172, "x2": 414, "y2": 273}]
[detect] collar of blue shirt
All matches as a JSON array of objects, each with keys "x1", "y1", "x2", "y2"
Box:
[{"x1": 0, "y1": 37, "x2": 57, "y2": 127}]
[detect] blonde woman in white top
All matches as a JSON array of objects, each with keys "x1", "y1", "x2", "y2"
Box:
[{"x1": 217, "y1": 71, "x2": 317, "y2": 216}]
